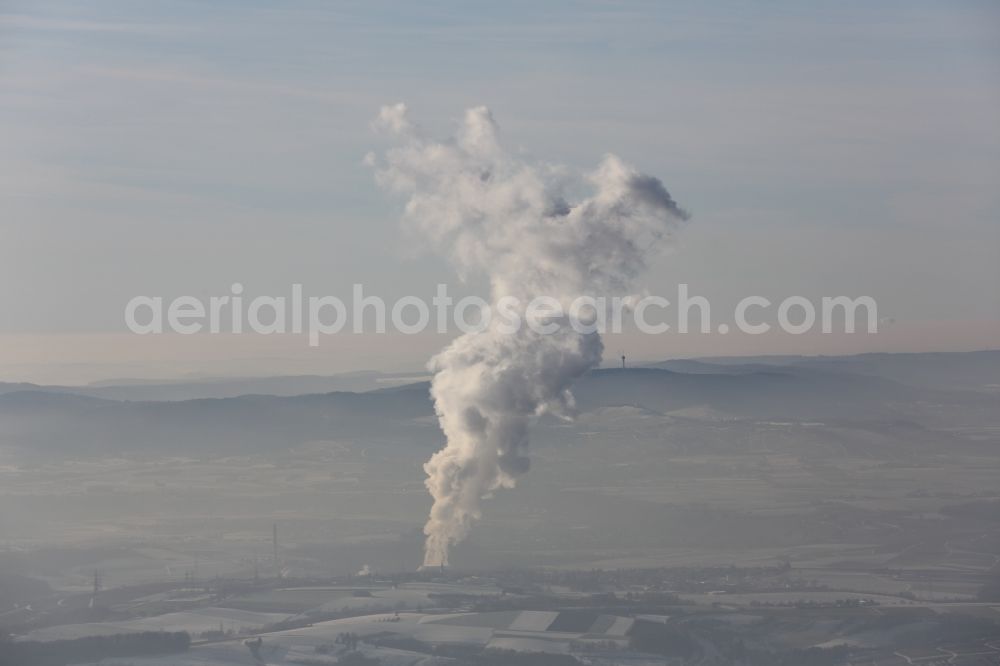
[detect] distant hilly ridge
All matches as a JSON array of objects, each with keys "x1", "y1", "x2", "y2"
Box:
[
  {"x1": 2, "y1": 350, "x2": 996, "y2": 403},
  {"x1": 0, "y1": 371, "x2": 428, "y2": 401},
  {"x1": 651, "y1": 349, "x2": 1000, "y2": 392},
  {"x1": 0, "y1": 350, "x2": 997, "y2": 456}
]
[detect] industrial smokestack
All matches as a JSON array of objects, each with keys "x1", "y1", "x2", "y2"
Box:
[{"x1": 371, "y1": 104, "x2": 688, "y2": 567}]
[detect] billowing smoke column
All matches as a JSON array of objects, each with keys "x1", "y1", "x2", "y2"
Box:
[{"x1": 371, "y1": 104, "x2": 688, "y2": 567}]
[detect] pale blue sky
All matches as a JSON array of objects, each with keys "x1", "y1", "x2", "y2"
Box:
[{"x1": 1, "y1": 1, "x2": 998, "y2": 381}]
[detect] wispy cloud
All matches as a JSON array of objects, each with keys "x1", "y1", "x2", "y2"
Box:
[
  {"x1": 75, "y1": 64, "x2": 371, "y2": 104},
  {"x1": 0, "y1": 12, "x2": 185, "y2": 35}
]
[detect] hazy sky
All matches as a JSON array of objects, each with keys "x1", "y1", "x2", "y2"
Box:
[{"x1": 1, "y1": 1, "x2": 998, "y2": 383}]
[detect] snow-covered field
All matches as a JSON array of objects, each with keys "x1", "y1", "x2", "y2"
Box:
[
  {"x1": 218, "y1": 582, "x2": 504, "y2": 614},
  {"x1": 19, "y1": 607, "x2": 291, "y2": 641},
  {"x1": 69, "y1": 608, "x2": 640, "y2": 665}
]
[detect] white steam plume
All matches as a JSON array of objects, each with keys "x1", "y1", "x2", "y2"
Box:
[{"x1": 371, "y1": 104, "x2": 688, "y2": 567}]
